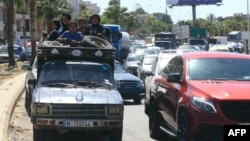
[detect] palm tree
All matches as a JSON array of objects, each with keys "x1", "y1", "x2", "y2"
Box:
[
  {"x1": 104, "y1": 0, "x2": 128, "y2": 24},
  {"x1": 36, "y1": 0, "x2": 71, "y2": 31},
  {"x1": 28, "y1": 0, "x2": 37, "y2": 58},
  {"x1": 206, "y1": 14, "x2": 216, "y2": 22},
  {"x1": 123, "y1": 12, "x2": 139, "y2": 34},
  {"x1": 1, "y1": 0, "x2": 24, "y2": 68},
  {"x1": 31, "y1": 0, "x2": 70, "y2": 57},
  {"x1": 78, "y1": 9, "x2": 94, "y2": 21}
]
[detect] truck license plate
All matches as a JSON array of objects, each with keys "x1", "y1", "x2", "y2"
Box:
[{"x1": 63, "y1": 120, "x2": 94, "y2": 127}]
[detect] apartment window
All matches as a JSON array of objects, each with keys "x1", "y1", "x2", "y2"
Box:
[
  {"x1": 16, "y1": 20, "x2": 21, "y2": 31},
  {"x1": 0, "y1": 7, "x2": 2, "y2": 19},
  {"x1": 25, "y1": 19, "x2": 30, "y2": 31}
]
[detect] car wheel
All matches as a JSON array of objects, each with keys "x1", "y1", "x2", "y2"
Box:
[
  {"x1": 83, "y1": 36, "x2": 113, "y2": 49},
  {"x1": 149, "y1": 99, "x2": 164, "y2": 140},
  {"x1": 144, "y1": 101, "x2": 149, "y2": 115},
  {"x1": 134, "y1": 99, "x2": 141, "y2": 104},
  {"x1": 33, "y1": 128, "x2": 45, "y2": 141},
  {"x1": 109, "y1": 126, "x2": 123, "y2": 141},
  {"x1": 178, "y1": 109, "x2": 190, "y2": 141},
  {"x1": 145, "y1": 92, "x2": 152, "y2": 115}
]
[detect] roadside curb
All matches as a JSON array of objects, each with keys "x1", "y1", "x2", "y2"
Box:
[{"x1": 0, "y1": 72, "x2": 26, "y2": 141}]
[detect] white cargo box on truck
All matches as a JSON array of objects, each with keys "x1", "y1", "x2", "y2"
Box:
[{"x1": 214, "y1": 36, "x2": 228, "y2": 45}]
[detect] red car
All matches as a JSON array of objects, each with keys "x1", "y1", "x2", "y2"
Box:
[{"x1": 148, "y1": 52, "x2": 250, "y2": 141}]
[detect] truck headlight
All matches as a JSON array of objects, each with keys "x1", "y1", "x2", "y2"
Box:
[
  {"x1": 31, "y1": 105, "x2": 50, "y2": 115},
  {"x1": 107, "y1": 106, "x2": 121, "y2": 115},
  {"x1": 191, "y1": 97, "x2": 217, "y2": 114}
]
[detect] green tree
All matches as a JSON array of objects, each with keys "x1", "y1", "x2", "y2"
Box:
[
  {"x1": 78, "y1": 9, "x2": 94, "y2": 21},
  {"x1": 36, "y1": 0, "x2": 71, "y2": 32},
  {"x1": 123, "y1": 12, "x2": 140, "y2": 34},
  {"x1": 104, "y1": 0, "x2": 128, "y2": 24},
  {"x1": 135, "y1": 7, "x2": 146, "y2": 14},
  {"x1": 206, "y1": 14, "x2": 216, "y2": 22},
  {"x1": 1, "y1": 0, "x2": 24, "y2": 68}
]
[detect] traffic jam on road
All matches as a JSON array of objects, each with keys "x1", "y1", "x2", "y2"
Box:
[{"x1": 11, "y1": 37, "x2": 250, "y2": 141}]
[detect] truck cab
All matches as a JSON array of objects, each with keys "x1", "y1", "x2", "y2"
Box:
[
  {"x1": 188, "y1": 38, "x2": 207, "y2": 50},
  {"x1": 154, "y1": 32, "x2": 176, "y2": 49}
]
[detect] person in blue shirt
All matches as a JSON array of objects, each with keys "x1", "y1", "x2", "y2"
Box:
[
  {"x1": 58, "y1": 13, "x2": 72, "y2": 35},
  {"x1": 57, "y1": 21, "x2": 84, "y2": 47}
]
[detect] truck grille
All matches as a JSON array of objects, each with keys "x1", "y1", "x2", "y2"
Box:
[
  {"x1": 50, "y1": 104, "x2": 106, "y2": 119},
  {"x1": 118, "y1": 80, "x2": 137, "y2": 89},
  {"x1": 220, "y1": 101, "x2": 250, "y2": 122}
]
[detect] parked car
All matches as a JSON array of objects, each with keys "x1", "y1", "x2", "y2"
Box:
[
  {"x1": 25, "y1": 46, "x2": 35, "y2": 61},
  {"x1": 137, "y1": 54, "x2": 158, "y2": 84},
  {"x1": 0, "y1": 49, "x2": 20, "y2": 63},
  {"x1": 144, "y1": 50, "x2": 177, "y2": 115},
  {"x1": 14, "y1": 44, "x2": 27, "y2": 61},
  {"x1": 0, "y1": 44, "x2": 27, "y2": 61},
  {"x1": 114, "y1": 60, "x2": 145, "y2": 104},
  {"x1": 148, "y1": 51, "x2": 250, "y2": 141}
]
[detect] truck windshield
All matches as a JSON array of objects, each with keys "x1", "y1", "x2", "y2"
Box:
[
  {"x1": 155, "y1": 42, "x2": 171, "y2": 49},
  {"x1": 38, "y1": 61, "x2": 115, "y2": 86},
  {"x1": 189, "y1": 40, "x2": 205, "y2": 45}
]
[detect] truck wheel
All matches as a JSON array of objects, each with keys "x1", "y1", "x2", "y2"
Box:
[
  {"x1": 25, "y1": 91, "x2": 31, "y2": 117},
  {"x1": 33, "y1": 128, "x2": 45, "y2": 141},
  {"x1": 83, "y1": 36, "x2": 113, "y2": 49},
  {"x1": 109, "y1": 126, "x2": 123, "y2": 141},
  {"x1": 24, "y1": 91, "x2": 29, "y2": 109},
  {"x1": 134, "y1": 99, "x2": 141, "y2": 104}
]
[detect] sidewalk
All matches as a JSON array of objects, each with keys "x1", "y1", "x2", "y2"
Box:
[{"x1": 0, "y1": 72, "x2": 26, "y2": 141}]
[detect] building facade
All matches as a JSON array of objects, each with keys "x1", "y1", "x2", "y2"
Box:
[{"x1": 66, "y1": 0, "x2": 100, "y2": 19}]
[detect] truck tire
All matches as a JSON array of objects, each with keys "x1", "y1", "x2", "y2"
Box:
[
  {"x1": 24, "y1": 91, "x2": 31, "y2": 117},
  {"x1": 33, "y1": 128, "x2": 45, "y2": 141},
  {"x1": 83, "y1": 36, "x2": 113, "y2": 49},
  {"x1": 134, "y1": 99, "x2": 141, "y2": 104},
  {"x1": 109, "y1": 126, "x2": 123, "y2": 141}
]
